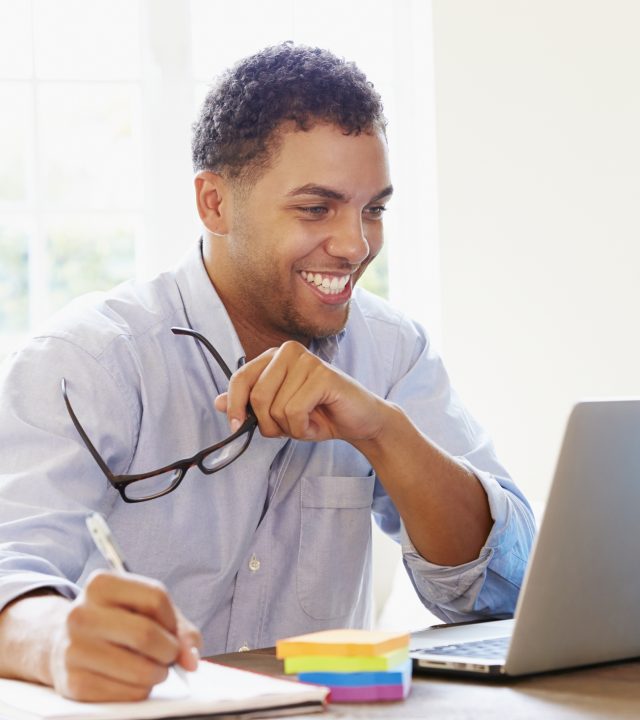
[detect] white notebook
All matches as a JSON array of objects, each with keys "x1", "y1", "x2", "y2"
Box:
[{"x1": 0, "y1": 661, "x2": 328, "y2": 720}]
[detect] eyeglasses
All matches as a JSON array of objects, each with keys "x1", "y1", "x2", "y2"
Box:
[{"x1": 61, "y1": 327, "x2": 257, "y2": 503}]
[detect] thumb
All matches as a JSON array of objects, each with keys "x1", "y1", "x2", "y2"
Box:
[{"x1": 214, "y1": 392, "x2": 228, "y2": 413}]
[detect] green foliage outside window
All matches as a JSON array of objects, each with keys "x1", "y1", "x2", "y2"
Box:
[
  {"x1": 358, "y1": 242, "x2": 389, "y2": 299},
  {"x1": 48, "y1": 220, "x2": 136, "y2": 313},
  {"x1": 0, "y1": 226, "x2": 29, "y2": 334}
]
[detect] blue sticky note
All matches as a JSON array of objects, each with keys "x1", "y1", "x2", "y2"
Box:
[{"x1": 298, "y1": 658, "x2": 412, "y2": 687}]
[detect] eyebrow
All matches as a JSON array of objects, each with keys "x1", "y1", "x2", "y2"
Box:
[
  {"x1": 286, "y1": 184, "x2": 394, "y2": 204},
  {"x1": 369, "y1": 185, "x2": 394, "y2": 203}
]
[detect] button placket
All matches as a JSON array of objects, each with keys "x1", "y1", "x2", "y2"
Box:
[{"x1": 225, "y1": 442, "x2": 295, "y2": 653}]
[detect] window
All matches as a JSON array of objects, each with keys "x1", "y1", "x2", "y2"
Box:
[
  {"x1": 0, "y1": 0, "x2": 141, "y2": 360},
  {"x1": 0, "y1": 0, "x2": 438, "y2": 362}
]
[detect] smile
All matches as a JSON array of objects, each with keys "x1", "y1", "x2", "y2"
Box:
[{"x1": 300, "y1": 271, "x2": 351, "y2": 296}]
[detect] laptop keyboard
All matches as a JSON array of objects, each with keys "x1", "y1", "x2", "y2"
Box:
[{"x1": 415, "y1": 635, "x2": 509, "y2": 659}]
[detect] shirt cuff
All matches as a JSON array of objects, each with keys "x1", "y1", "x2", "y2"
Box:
[
  {"x1": 0, "y1": 572, "x2": 79, "y2": 614},
  {"x1": 400, "y1": 461, "x2": 514, "y2": 610}
]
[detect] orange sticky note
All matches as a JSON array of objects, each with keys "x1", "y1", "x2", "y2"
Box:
[{"x1": 276, "y1": 629, "x2": 410, "y2": 659}]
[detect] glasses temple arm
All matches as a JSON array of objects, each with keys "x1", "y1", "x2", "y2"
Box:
[
  {"x1": 60, "y1": 378, "x2": 115, "y2": 480},
  {"x1": 171, "y1": 327, "x2": 234, "y2": 380},
  {"x1": 171, "y1": 327, "x2": 256, "y2": 421}
]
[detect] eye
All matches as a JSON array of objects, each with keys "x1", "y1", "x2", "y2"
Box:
[
  {"x1": 298, "y1": 205, "x2": 329, "y2": 216},
  {"x1": 363, "y1": 205, "x2": 387, "y2": 219}
]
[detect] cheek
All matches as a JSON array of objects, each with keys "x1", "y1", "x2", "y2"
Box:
[{"x1": 287, "y1": 225, "x2": 331, "y2": 260}]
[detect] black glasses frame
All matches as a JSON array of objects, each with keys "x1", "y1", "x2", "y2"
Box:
[{"x1": 61, "y1": 327, "x2": 257, "y2": 503}]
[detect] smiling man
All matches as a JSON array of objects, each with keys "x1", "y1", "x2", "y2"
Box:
[
  {"x1": 0, "y1": 44, "x2": 534, "y2": 701},
  {"x1": 200, "y1": 123, "x2": 392, "y2": 353}
]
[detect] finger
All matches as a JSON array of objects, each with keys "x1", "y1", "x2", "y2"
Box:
[
  {"x1": 240, "y1": 342, "x2": 317, "y2": 437},
  {"x1": 278, "y1": 375, "x2": 335, "y2": 440},
  {"x1": 85, "y1": 571, "x2": 179, "y2": 635},
  {"x1": 177, "y1": 644, "x2": 200, "y2": 671},
  {"x1": 58, "y1": 665, "x2": 154, "y2": 703},
  {"x1": 67, "y1": 600, "x2": 180, "y2": 665},
  {"x1": 277, "y1": 361, "x2": 366, "y2": 441},
  {"x1": 63, "y1": 635, "x2": 169, "y2": 689},
  {"x1": 259, "y1": 345, "x2": 345, "y2": 439},
  {"x1": 214, "y1": 393, "x2": 228, "y2": 413},
  {"x1": 176, "y1": 610, "x2": 203, "y2": 649},
  {"x1": 175, "y1": 611, "x2": 203, "y2": 671},
  {"x1": 225, "y1": 350, "x2": 276, "y2": 429},
  {"x1": 261, "y1": 351, "x2": 322, "y2": 437},
  {"x1": 247, "y1": 358, "x2": 296, "y2": 438}
]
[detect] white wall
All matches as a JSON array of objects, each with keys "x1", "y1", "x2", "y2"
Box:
[{"x1": 432, "y1": 0, "x2": 640, "y2": 504}]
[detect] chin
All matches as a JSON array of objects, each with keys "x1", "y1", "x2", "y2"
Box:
[{"x1": 282, "y1": 305, "x2": 351, "y2": 341}]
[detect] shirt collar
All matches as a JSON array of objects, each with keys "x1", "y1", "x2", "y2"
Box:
[
  {"x1": 310, "y1": 329, "x2": 346, "y2": 364},
  {"x1": 172, "y1": 240, "x2": 246, "y2": 373}
]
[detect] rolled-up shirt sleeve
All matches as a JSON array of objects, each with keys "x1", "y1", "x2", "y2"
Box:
[
  {"x1": 371, "y1": 314, "x2": 536, "y2": 622},
  {"x1": 401, "y1": 462, "x2": 535, "y2": 622}
]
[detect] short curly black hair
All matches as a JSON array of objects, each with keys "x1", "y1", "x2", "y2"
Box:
[{"x1": 191, "y1": 42, "x2": 386, "y2": 181}]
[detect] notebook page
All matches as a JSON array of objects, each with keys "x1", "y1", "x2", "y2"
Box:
[{"x1": 0, "y1": 661, "x2": 328, "y2": 720}]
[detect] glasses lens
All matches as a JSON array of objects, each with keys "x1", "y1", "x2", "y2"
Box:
[
  {"x1": 201, "y1": 434, "x2": 251, "y2": 472},
  {"x1": 124, "y1": 468, "x2": 182, "y2": 501}
]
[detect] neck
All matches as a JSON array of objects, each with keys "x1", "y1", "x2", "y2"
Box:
[
  {"x1": 201, "y1": 236, "x2": 310, "y2": 361},
  {"x1": 229, "y1": 311, "x2": 310, "y2": 362}
]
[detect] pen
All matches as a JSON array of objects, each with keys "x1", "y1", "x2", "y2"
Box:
[{"x1": 85, "y1": 512, "x2": 190, "y2": 687}]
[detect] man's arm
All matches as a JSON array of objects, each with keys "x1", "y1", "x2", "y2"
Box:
[
  {"x1": 0, "y1": 573, "x2": 201, "y2": 701},
  {"x1": 217, "y1": 341, "x2": 492, "y2": 567},
  {"x1": 0, "y1": 589, "x2": 67, "y2": 685},
  {"x1": 353, "y1": 402, "x2": 492, "y2": 565}
]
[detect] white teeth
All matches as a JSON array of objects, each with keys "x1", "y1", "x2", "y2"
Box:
[{"x1": 300, "y1": 271, "x2": 350, "y2": 295}]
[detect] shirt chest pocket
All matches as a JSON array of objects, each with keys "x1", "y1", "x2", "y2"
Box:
[{"x1": 297, "y1": 475, "x2": 375, "y2": 620}]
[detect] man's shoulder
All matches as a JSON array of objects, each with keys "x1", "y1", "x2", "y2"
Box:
[
  {"x1": 350, "y1": 287, "x2": 420, "y2": 339},
  {"x1": 340, "y1": 289, "x2": 429, "y2": 386},
  {"x1": 31, "y1": 271, "x2": 180, "y2": 362}
]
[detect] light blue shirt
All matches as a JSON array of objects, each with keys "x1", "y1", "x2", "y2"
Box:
[{"x1": 0, "y1": 243, "x2": 535, "y2": 655}]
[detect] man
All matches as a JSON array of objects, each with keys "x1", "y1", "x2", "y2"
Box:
[{"x1": 0, "y1": 44, "x2": 534, "y2": 701}]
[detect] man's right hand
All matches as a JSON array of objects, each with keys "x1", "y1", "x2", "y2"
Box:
[{"x1": 0, "y1": 571, "x2": 202, "y2": 702}]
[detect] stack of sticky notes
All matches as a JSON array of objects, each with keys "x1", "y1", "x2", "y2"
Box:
[{"x1": 276, "y1": 629, "x2": 412, "y2": 702}]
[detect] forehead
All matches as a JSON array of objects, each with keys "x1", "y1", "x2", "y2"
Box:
[{"x1": 256, "y1": 123, "x2": 391, "y2": 200}]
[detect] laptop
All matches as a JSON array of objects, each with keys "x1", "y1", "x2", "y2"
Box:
[{"x1": 410, "y1": 399, "x2": 640, "y2": 677}]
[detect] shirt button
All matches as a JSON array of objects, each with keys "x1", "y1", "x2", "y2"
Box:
[
  {"x1": 238, "y1": 644, "x2": 250, "y2": 652},
  {"x1": 248, "y1": 554, "x2": 261, "y2": 572}
]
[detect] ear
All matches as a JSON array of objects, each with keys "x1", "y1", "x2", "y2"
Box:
[{"x1": 194, "y1": 171, "x2": 232, "y2": 235}]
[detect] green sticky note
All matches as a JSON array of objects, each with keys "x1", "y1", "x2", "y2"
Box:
[{"x1": 284, "y1": 647, "x2": 409, "y2": 674}]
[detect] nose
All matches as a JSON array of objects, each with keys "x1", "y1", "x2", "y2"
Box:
[{"x1": 324, "y1": 212, "x2": 370, "y2": 265}]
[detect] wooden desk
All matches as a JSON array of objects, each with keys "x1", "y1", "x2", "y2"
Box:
[{"x1": 210, "y1": 648, "x2": 640, "y2": 719}]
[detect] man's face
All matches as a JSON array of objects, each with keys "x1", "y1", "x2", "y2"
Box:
[{"x1": 215, "y1": 122, "x2": 392, "y2": 344}]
